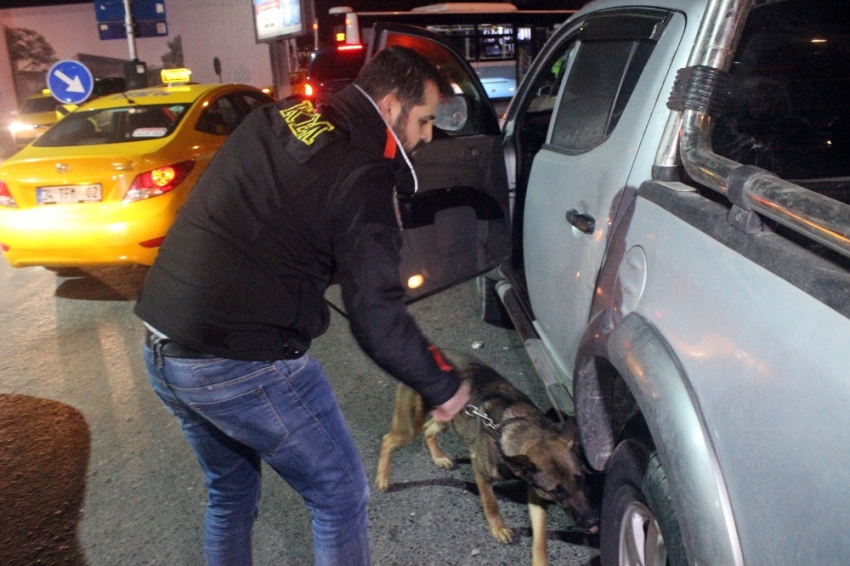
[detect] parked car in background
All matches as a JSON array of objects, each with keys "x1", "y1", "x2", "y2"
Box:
[
  {"x1": 9, "y1": 90, "x2": 57, "y2": 148},
  {"x1": 293, "y1": 44, "x2": 367, "y2": 99},
  {"x1": 0, "y1": 69, "x2": 272, "y2": 268},
  {"x1": 9, "y1": 78, "x2": 129, "y2": 149}
]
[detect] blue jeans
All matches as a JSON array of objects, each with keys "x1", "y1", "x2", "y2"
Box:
[{"x1": 144, "y1": 344, "x2": 370, "y2": 566}]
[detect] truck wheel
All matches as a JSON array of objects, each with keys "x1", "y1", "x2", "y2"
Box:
[
  {"x1": 600, "y1": 440, "x2": 687, "y2": 566},
  {"x1": 473, "y1": 274, "x2": 513, "y2": 328}
]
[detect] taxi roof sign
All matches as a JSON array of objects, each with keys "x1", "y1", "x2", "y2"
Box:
[{"x1": 161, "y1": 68, "x2": 191, "y2": 84}]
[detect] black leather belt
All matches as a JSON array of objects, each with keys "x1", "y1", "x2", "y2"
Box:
[{"x1": 146, "y1": 330, "x2": 215, "y2": 359}]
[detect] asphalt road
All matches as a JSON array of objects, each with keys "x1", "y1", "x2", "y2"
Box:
[{"x1": 0, "y1": 262, "x2": 601, "y2": 566}]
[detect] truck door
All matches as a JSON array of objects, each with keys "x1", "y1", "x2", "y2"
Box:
[
  {"x1": 507, "y1": 9, "x2": 682, "y2": 377},
  {"x1": 368, "y1": 23, "x2": 510, "y2": 302}
]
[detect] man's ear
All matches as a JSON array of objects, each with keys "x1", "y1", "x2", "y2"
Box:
[{"x1": 377, "y1": 91, "x2": 400, "y2": 123}]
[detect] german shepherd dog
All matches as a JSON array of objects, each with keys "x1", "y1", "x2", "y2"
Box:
[{"x1": 375, "y1": 349, "x2": 599, "y2": 566}]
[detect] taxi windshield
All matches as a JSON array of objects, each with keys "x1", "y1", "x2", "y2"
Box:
[{"x1": 34, "y1": 104, "x2": 190, "y2": 147}]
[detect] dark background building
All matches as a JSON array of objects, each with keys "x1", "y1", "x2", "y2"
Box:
[{"x1": 8, "y1": 0, "x2": 588, "y2": 11}]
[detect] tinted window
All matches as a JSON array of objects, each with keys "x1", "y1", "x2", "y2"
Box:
[
  {"x1": 712, "y1": 0, "x2": 850, "y2": 202},
  {"x1": 239, "y1": 91, "x2": 271, "y2": 111},
  {"x1": 379, "y1": 30, "x2": 499, "y2": 136},
  {"x1": 34, "y1": 104, "x2": 189, "y2": 147},
  {"x1": 196, "y1": 96, "x2": 239, "y2": 136},
  {"x1": 548, "y1": 11, "x2": 666, "y2": 153}
]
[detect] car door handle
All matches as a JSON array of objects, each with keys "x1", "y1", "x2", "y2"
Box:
[{"x1": 566, "y1": 209, "x2": 596, "y2": 234}]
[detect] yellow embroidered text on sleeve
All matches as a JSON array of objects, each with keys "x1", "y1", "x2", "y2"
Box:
[{"x1": 279, "y1": 100, "x2": 335, "y2": 146}]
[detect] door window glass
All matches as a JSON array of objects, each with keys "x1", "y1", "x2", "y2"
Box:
[
  {"x1": 547, "y1": 11, "x2": 668, "y2": 153},
  {"x1": 196, "y1": 96, "x2": 239, "y2": 136},
  {"x1": 377, "y1": 30, "x2": 500, "y2": 137},
  {"x1": 239, "y1": 91, "x2": 271, "y2": 113}
]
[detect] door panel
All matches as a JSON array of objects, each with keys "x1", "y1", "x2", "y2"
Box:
[
  {"x1": 519, "y1": 10, "x2": 682, "y2": 377},
  {"x1": 369, "y1": 24, "x2": 510, "y2": 302}
]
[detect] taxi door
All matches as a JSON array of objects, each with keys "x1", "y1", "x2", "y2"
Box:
[{"x1": 368, "y1": 23, "x2": 510, "y2": 302}]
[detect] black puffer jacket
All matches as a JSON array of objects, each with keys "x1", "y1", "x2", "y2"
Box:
[{"x1": 134, "y1": 85, "x2": 460, "y2": 407}]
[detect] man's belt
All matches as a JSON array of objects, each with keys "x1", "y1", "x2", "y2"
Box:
[{"x1": 146, "y1": 330, "x2": 215, "y2": 359}]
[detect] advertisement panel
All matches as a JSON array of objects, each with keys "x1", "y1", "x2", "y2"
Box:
[{"x1": 253, "y1": 0, "x2": 311, "y2": 42}]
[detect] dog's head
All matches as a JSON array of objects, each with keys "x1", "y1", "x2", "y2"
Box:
[{"x1": 504, "y1": 421, "x2": 599, "y2": 531}]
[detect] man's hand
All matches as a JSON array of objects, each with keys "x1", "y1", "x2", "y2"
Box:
[{"x1": 430, "y1": 380, "x2": 470, "y2": 423}]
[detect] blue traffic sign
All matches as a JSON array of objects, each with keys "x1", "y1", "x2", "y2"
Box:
[
  {"x1": 46, "y1": 60, "x2": 94, "y2": 104},
  {"x1": 95, "y1": 0, "x2": 166, "y2": 23},
  {"x1": 98, "y1": 20, "x2": 168, "y2": 40}
]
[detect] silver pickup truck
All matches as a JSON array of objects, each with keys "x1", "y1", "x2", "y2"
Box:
[{"x1": 366, "y1": 0, "x2": 850, "y2": 564}]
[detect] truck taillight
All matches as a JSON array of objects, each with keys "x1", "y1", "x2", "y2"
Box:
[
  {"x1": 0, "y1": 180, "x2": 18, "y2": 208},
  {"x1": 124, "y1": 160, "x2": 194, "y2": 202}
]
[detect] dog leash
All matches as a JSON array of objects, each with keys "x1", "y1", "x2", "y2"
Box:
[
  {"x1": 464, "y1": 404, "x2": 498, "y2": 433},
  {"x1": 464, "y1": 404, "x2": 525, "y2": 439}
]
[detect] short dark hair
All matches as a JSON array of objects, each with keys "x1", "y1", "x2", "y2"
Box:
[{"x1": 355, "y1": 46, "x2": 453, "y2": 114}]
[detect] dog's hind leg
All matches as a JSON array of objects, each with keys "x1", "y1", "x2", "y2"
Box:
[
  {"x1": 528, "y1": 488, "x2": 550, "y2": 566},
  {"x1": 471, "y1": 455, "x2": 512, "y2": 543},
  {"x1": 376, "y1": 384, "x2": 427, "y2": 492},
  {"x1": 422, "y1": 418, "x2": 453, "y2": 469}
]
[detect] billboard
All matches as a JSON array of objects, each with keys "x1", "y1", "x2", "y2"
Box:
[{"x1": 253, "y1": 0, "x2": 312, "y2": 42}]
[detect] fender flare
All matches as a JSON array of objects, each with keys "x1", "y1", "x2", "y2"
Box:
[{"x1": 602, "y1": 312, "x2": 744, "y2": 566}]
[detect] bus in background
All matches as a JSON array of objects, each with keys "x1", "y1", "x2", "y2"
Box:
[{"x1": 296, "y1": 3, "x2": 574, "y2": 108}]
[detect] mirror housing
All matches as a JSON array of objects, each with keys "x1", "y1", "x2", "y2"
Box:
[{"x1": 434, "y1": 94, "x2": 468, "y2": 132}]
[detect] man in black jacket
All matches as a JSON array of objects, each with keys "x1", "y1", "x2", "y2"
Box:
[{"x1": 135, "y1": 46, "x2": 470, "y2": 566}]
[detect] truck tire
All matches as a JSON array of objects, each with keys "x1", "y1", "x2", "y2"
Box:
[
  {"x1": 473, "y1": 274, "x2": 513, "y2": 328},
  {"x1": 600, "y1": 440, "x2": 687, "y2": 566}
]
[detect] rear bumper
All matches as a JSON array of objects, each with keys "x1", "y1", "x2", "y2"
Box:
[{"x1": 0, "y1": 198, "x2": 176, "y2": 267}]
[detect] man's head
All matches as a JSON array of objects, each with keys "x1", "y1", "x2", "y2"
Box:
[{"x1": 355, "y1": 46, "x2": 453, "y2": 152}]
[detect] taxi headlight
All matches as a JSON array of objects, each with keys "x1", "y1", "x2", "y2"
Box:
[{"x1": 9, "y1": 121, "x2": 34, "y2": 134}]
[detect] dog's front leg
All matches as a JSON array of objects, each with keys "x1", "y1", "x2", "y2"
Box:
[
  {"x1": 528, "y1": 487, "x2": 550, "y2": 566},
  {"x1": 471, "y1": 456, "x2": 512, "y2": 543},
  {"x1": 376, "y1": 384, "x2": 427, "y2": 491},
  {"x1": 422, "y1": 418, "x2": 453, "y2": 469}
]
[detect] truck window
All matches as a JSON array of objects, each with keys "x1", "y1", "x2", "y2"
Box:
[
  {"x1": 711, "y1": 0, "x2": 850, "y2": 204},
  {"x1": 548, "y1": 12, "x2": 666, "y2": 153}
]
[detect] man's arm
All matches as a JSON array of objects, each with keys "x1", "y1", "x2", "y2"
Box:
[{"x1": 333, "y1": 166, "x2": 464, "y2": 411}]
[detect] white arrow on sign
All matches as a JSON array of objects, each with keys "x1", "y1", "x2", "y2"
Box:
[{"x1": 54, "y1": 69, "x2": 85, "y2": 93}]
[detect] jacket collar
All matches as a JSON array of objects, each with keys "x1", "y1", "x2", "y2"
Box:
[{"x1": 330, "y1": 85, "x2": 419, "y2": 195}]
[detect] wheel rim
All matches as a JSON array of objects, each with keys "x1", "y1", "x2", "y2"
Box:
[{"x1": 618, "y1": 500, "x2": 668, "y2": 566}]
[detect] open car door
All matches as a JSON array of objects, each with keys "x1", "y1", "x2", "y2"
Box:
[{"x1": 368, "y1": 23, "x2": 511, "y2": 302}]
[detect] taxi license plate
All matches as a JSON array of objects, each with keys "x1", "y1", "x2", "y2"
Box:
[{"x1": 37, "y1": 184, "x2": 102, "y2": 205}]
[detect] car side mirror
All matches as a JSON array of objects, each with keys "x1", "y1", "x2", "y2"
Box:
[{"x1": 434, "y1": 94, "x2": 468, "y2": 132}]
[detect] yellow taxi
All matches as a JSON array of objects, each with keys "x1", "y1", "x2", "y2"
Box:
[
  {"x1": 8, "y1": 89, "x2": 58, "y2": 148},
  {"x1": 0, "y1": 69, "x2": 273, "y2": 268}
]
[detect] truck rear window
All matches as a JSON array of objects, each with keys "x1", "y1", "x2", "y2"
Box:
[{"x1": 712, "y1": 0, "x2": 850, "y2": 202}]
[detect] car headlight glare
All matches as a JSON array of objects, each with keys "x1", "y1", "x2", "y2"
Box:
[{"x1": 9, "y1": 122, "x2": 34, "y2": 134}]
